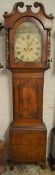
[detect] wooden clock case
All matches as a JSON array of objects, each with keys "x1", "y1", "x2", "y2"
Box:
[{"x1": 2, "y1": 1, "x2": 53, "y2": 168}]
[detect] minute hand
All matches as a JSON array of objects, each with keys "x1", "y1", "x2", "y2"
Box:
[{"x1": 27, "y1": 38, "x2": 34, "y2": 49}]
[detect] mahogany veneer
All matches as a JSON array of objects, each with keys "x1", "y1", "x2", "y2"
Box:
[{"x1": 3, "y1": 1, "x2": 54, "y2": 169}]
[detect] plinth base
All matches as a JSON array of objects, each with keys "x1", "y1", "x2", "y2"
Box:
[{"x1": 9, "y1": 121, "x2": 47, "y2": 167}]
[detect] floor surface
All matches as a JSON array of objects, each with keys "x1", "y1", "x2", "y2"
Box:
[{"x1": 0, "y1": 163, "x2": 55, "y2": 175}]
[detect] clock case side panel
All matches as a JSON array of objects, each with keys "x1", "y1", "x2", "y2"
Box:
[{"x1": 8, "y1": 17, "x2": 47, "y2": 69}]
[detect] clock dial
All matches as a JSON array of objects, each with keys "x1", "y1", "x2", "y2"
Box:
[{"x1": 14, "y1": 22, "x2": 42, "y2": 62}]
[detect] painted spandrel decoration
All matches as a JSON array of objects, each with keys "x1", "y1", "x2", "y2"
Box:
[{"x1": 14, "y1": 21, "x2": 42, "y2": 62}]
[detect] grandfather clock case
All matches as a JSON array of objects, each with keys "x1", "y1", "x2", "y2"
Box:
[{"x1": 3, "y1": 1, "x2": 53, "y2": 167}]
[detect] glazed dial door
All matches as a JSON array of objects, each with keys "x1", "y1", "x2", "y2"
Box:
[{"x1": 14, "y1": 21, "x2": 42, "y2": 63}]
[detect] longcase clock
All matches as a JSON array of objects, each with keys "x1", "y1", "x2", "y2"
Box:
[{"x1": 3, "y1": 1, "x2": 54, "y2": 169}]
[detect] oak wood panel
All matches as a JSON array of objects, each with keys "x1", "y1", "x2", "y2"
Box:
[{"x1": 9, "y1": 123, "x2": 47, "y2": 163}]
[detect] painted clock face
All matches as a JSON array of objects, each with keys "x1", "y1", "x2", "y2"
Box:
[{"x1": 14, "y1": 21, "x2": 42, "y2": 62}]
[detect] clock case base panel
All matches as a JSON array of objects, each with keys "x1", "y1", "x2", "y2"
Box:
[{"x1": 9, "y1": 122, "x2": 47, "y2": 165}]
